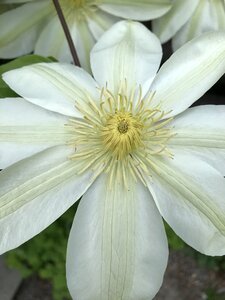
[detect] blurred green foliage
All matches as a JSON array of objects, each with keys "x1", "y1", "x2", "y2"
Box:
[
  {"x1": 192, "y1": 251, "x2": 225, "y2": 271},
  {"x1": 6, "y1": 203, "x2": 79, "y2": 300},
  {"x1": 164, "y1": 222, "x2": 186, "y2": 250},
  {"x1": 205, "y1": 288, "x2": 225, "y2": 300}
]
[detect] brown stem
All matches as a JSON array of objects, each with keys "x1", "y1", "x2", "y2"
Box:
[{"x1": 52, "y1": 0, "x2": 81, "y2": 67}]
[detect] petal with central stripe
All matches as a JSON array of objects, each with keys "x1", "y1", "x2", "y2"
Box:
[
  {"x1": 146, "y1": 149, "x2": 225, "y2": 255},
  {"x1": 150, "y1": 31, "x2": 225, "y2": 118},
  {"x1": 99, "y1": 0, "x2": 171, "y2": 20},
  {"x1": 152, "y1": 0, "x2": 198, "y2": 43},
  {"x1": 0, "y1": 98, "x2": 71, "y2": 168},
  {"x1": 35, "y1": 15, "x2": 95, "y2": 71},
  {"x1": 66, "y1": 174, "x2": 168, "y2": 300},
  {"x1": 0, "y1": 145, "x2": 96, "y2": 254},
  {"x1": 87, "y1": 8, "x2": 121, "y2": 40},
  {"x1": 69, "y1": 19, "x2": 96, "y2": 72},
  {"x1": 169, "y1": 105, "x2": 225, "y2": 175},
  {"x1": 0, "y1": 1, "x2": 52, "y2": 58},
  {"x1": 91, "y1": 20, "x2": 162, "y2": 96},
  {"x1": 173, "y1": 0, "x2": 225, "y2": 50},
  {"x1": 35, "y1": 16, "x2": 72, "y2": 64},
  {"x1": 3, "y1": 63, "x2": 100, "y2": 117}
]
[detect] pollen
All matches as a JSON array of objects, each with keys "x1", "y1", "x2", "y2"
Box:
[{"x1": 65, "y1": 81, "x2": 174, "y2": 188}]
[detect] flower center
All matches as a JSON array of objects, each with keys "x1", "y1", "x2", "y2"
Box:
[
  {"x1": 66, "y1": 83, "x2": 174, "y2": 187},
  {"x1": 118, "y1": 119, "x2": 129, "y2": 134},
  {"x1": 101, "y1": 111, "x2": 143, "y2": 160}
]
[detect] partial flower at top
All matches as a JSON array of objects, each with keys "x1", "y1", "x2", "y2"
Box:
[
  {"x1": 1, "y1": 21, "x2": 225, "y2": 300},
  {"x1": 152, "y1": 0, "x2": 225, "y2": 50},
  {"x1": 0, "y1": 0, "x2": 171, "y2": 71}
]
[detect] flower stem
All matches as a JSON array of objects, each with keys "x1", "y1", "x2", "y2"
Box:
[{"x1": 52, "y1": 0, "x2": 81, "y2": 67}]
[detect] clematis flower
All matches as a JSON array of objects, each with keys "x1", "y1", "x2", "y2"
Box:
[
  {"x1": 152, "y1": 0, "x2": 225, "y2": 50},
  {"x1": 0, "y1": 0, "x2": 171, "y2": 71},
  {"x1": 1, "y1": 21, "x2": 225, "y2": 300}
]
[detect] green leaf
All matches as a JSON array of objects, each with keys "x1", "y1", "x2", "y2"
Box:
[
  {"x1": 164, "y1": 222, "x2": 186, "y2": 250},
  {"x1": 0, "y1": 54, "x2": 56, "y2": 98}
]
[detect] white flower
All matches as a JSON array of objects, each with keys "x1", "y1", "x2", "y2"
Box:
[
  {"x1": 1, "y1": 20, "x2": 225, "y2": 300},
  {"x1": 152, "y1": 0, "x2": 225, "y2": 50},
  {"x1": 0, "y1": 0, "x2": 171, "y2": 71}
]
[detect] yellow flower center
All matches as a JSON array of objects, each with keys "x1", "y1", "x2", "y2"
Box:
[
  {"x1": 101, "y1": 111, "x2": 143, "y2": 160},
  {"x1": 117, "y1": 119, "x2": 129, "y2": 134},
  {"x1": 66, "y1": 82, "x2": 174, "y2": 187}
]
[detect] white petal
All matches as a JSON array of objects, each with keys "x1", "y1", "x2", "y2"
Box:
[
  {"x1": 0, "y1": 1, "x2": 52, "y2": 58},
  {"x1": 152, "y1": 0, "x2": 198, "y2": 43},
  {"x1": 3, "y1": 62, "x2": 99, "y2": 117},
  {"x1": 87, "y1": 8, "x2": 120, "y2": 40},
  {"x1": 146, "y1": 149, "x2": 225, "y2": 255},
  {"x1": 0, "y1": 98, "x2": 71, "y2": 168},
  {"x1": 35, "y1": 14, "x2": 96, "y2": 71},
  {"x1": 35, "y1": 16, "x2": 72, "y2": 63},
  {"x1": 70, "y1": 18, "x2": 96, "y2": 72},
  {"x1": 91, "y1": 20, "x2": 162, "y2": 95},
  {"x1": 0, "y1": 145, "x2": 96, "y2": 254},
  {"x1": 150, "y1": 31, "x2": 225, "y2": 118},
  {"x1": 214, "y1": 0, "x2": 225, "y2": 29},
  {"x1": 66, "y1": 174, "x2": 168, "y2": 300},
  {"x1": 169, "y1": 105, "x2": 225, "y2": 174},
  {"x1": 172, "y1": 0, "x2": 225, "y2": 50},
  {"x1": 99, "y1": 0, "x2": 171, "y2": 20}
]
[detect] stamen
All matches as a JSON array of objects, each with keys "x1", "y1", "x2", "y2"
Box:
[{"x1": 65, "y1": 82, "x2": 174, "y2": 188}]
